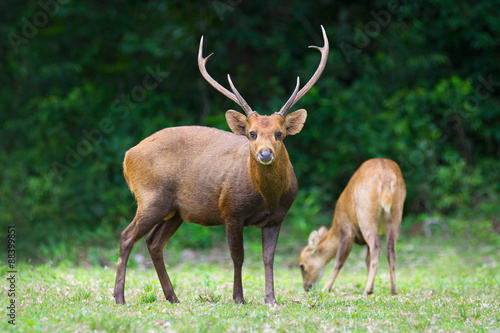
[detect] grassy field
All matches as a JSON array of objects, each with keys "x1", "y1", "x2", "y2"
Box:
[{"x1": 2, "y1": 235, "x2": 499, "y2": 332}]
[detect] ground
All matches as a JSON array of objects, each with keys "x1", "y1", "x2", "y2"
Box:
[{"x1": 2, "y1": 236, "x2": 499, "y2": 332}]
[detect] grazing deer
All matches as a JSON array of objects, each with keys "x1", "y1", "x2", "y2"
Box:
[
  {"x1": 299, "y1": 158, "x2": 406, "y2": 295},
  {"x1": 113, "y1": 26, "x2": 329, "y2": 305}
]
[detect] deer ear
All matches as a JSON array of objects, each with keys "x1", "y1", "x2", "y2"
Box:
[
  {"x1": 226, "y1": 110, "x2": 247, "y2": 136},
  {"x1": 284, "y1": 109, "x2": 307, "y2": 135},
  {"x1": 318, "y1": 226, "x2": 328, "y2": 238},
  {"x1": 308, "y1": 230, "x2": 320, "y2": 251}
]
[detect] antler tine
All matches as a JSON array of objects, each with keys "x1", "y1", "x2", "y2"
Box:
[
  {"x1": 227, "y1": 75, "x2": 255, "y2": 117},
  {"x1": 198, "y1": 36, "x2": 255, "y2": 116},
  {"x1": 277, "y1": 76, "x2": 300, "y2": 116},
  {"x1": 278, "y1": 25, "x2": 329, "y2": 115}
]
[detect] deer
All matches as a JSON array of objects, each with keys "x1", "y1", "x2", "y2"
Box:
[
  {"x1": 113, "y1": 26, "x2": 329, "y2": 305},
  {"x1": 299, "y1": 158, "x2": 406, "y2": 295}
]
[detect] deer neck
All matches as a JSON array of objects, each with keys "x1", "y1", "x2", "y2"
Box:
[
  {"x1": 318, "y1": 224, "x2": 340, "y2": 263},
  {"x1": 249, "y1": 147, "x2": 291, "y2": 207}
]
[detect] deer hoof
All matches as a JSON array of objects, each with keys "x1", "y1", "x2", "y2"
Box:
[{"x1": 114, "y1": 296, "x2": 126, "y2": 305}]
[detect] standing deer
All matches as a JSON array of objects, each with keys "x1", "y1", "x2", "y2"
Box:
[
  {"x1": 113, "y1": 26, "x2": 329, "y2": 305},
  {"x1": 299, "y1": 158, "x2": 406, "y2": 295}
]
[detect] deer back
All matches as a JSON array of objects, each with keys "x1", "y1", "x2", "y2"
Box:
[{"x1": 335, "y1": 158, "x2": 405, "y2": 238}]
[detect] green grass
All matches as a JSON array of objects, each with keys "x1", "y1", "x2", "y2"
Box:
[{"x1": 2, "y1": 236, "x2": 499, "y2": 332}]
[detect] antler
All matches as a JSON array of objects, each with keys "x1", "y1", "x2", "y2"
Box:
[
  {"x1": 278, "y1": 76, "x2": 300, "y2": 115},
  {"x1": 227, "y1": 74, "x2": 255, "y2": 116},
  {"x1": 277, "y1": 25, "x2": 329, "y2": 117},
  {"x1": 198, "y1": 37, "x2": 256, "y2": 117}
]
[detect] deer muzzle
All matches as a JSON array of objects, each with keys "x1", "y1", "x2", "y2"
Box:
[{"x1": 257, "y1": 149, "x2": 274, "y2": 165}]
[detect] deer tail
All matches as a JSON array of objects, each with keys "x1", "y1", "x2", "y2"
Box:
[{"x1": 379, "y1": 181, "x2": 393, "y2": 214}]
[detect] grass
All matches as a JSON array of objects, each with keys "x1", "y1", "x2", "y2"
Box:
[{"x1": 2, "y1": 235, "x2": 499, "y2": 332}]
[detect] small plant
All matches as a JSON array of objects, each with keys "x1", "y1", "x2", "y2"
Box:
[
  {"x1": 305, "y1": 288, "x2": 327, "y2": 309},
  {"x1": 140, "y1": 292, "x2": 157, "y2": 304},
  {"x1": 71, "y1": 288, "x2": 91, "y2": 302},
  {"x1": 198, "y1": 292, "x2": 221, "y2": 304},
  {"x1": 198, "y1": 273, "x2": 221, "y2": 303},
  {"x1": 143, "y1": 282, "x2": 153, "y2": 293},
  {"x1": 140, "y1": 282, "x2": 157, "y2": 304}
]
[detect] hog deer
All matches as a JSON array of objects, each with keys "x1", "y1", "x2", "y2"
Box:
[
  {"x1": 113, "y1": 26, "x2": 329, "y2": 305},
  {"x1": 299, "y1": 158, "x2": 406, "y2": 295}
]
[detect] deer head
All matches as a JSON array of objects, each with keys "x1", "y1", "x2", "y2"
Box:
[
  {"x1": 299, "y1": 226, "x2": 330, "y2": 291},
  {"x1": 198, "y1": 26, "x2": 329, "y2": 166}
]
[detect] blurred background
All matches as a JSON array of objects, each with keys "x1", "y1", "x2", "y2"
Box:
[{"x1": 1, "y1": 0, "x2": 499, "y2": 264}]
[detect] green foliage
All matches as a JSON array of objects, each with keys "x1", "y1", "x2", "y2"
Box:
[
  {"x1": 0, "y1": 0, "x2": 499, "y2": 260},
  {"x1": 284, "y1": 188, "x2": 332, "y2": 238}
]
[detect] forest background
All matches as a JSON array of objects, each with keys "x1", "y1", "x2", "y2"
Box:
[{"x1": 1, "y1": 0, "x2": 499, "y2": 263}]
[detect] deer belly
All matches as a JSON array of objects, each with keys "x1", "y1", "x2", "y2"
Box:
[
  {"x1": 176, "y1": 200, "x2": 224, "y2": 226},
  {"x1": 244, "y1": 210, "x2": 284, "y2": 228}
]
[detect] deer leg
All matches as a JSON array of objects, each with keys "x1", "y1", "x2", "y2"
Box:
[
  {"x1": 323, "y1": 231, "x2": 353, "y2": 292},
  {"x1": 146, "y1": 213, "x2": 183, "y2": 303},
  {"x1": 365, "y1": 246, "x2": 371, "y2": 277},
  {"x1": 387, "y1": 209, "x2": 402, "y2": 295},
  {"x1": 261, "y1": 222, "x2": 282, "y2": 305},
  {"x1": 363, "y1": 232, "x2": 381, "y2": 295},
  {"x1": 355, "y1": 200, "x2": 381, "y2": 296},
  {"x1": 114, "y1": 208, "x2": 166, "y2": 304},
  {"x1": 386, "y1": 228, "x2": 398, "y2": 295},
  {"x1": 225, "y1": 222, "x2": 245, "y2": 304}
]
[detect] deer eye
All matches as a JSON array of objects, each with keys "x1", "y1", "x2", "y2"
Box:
[
  {"x1": 300, "y1": 264, "x2": 305, "y2": 272},
  {"x1": 249, "y1": 131, "x2": 257, "y2": 140},
  {"x1": 275, "y1": 132, "x2": 283, "y2": 140}
]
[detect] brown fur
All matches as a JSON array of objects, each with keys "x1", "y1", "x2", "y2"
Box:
[
  {"x1": 299, "y1": 158, "x2": 406, "y2": 295},
  {"x1": 114, "y1": 111, "x2": 306, "y2": 305}
]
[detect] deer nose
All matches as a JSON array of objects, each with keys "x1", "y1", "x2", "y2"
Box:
[
  {"x1": 258, "y1": 149, "x2": 274, "y2": 165},
  {"x1": 304, "y1": 283, "x2": 312, "y2": 292}
]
